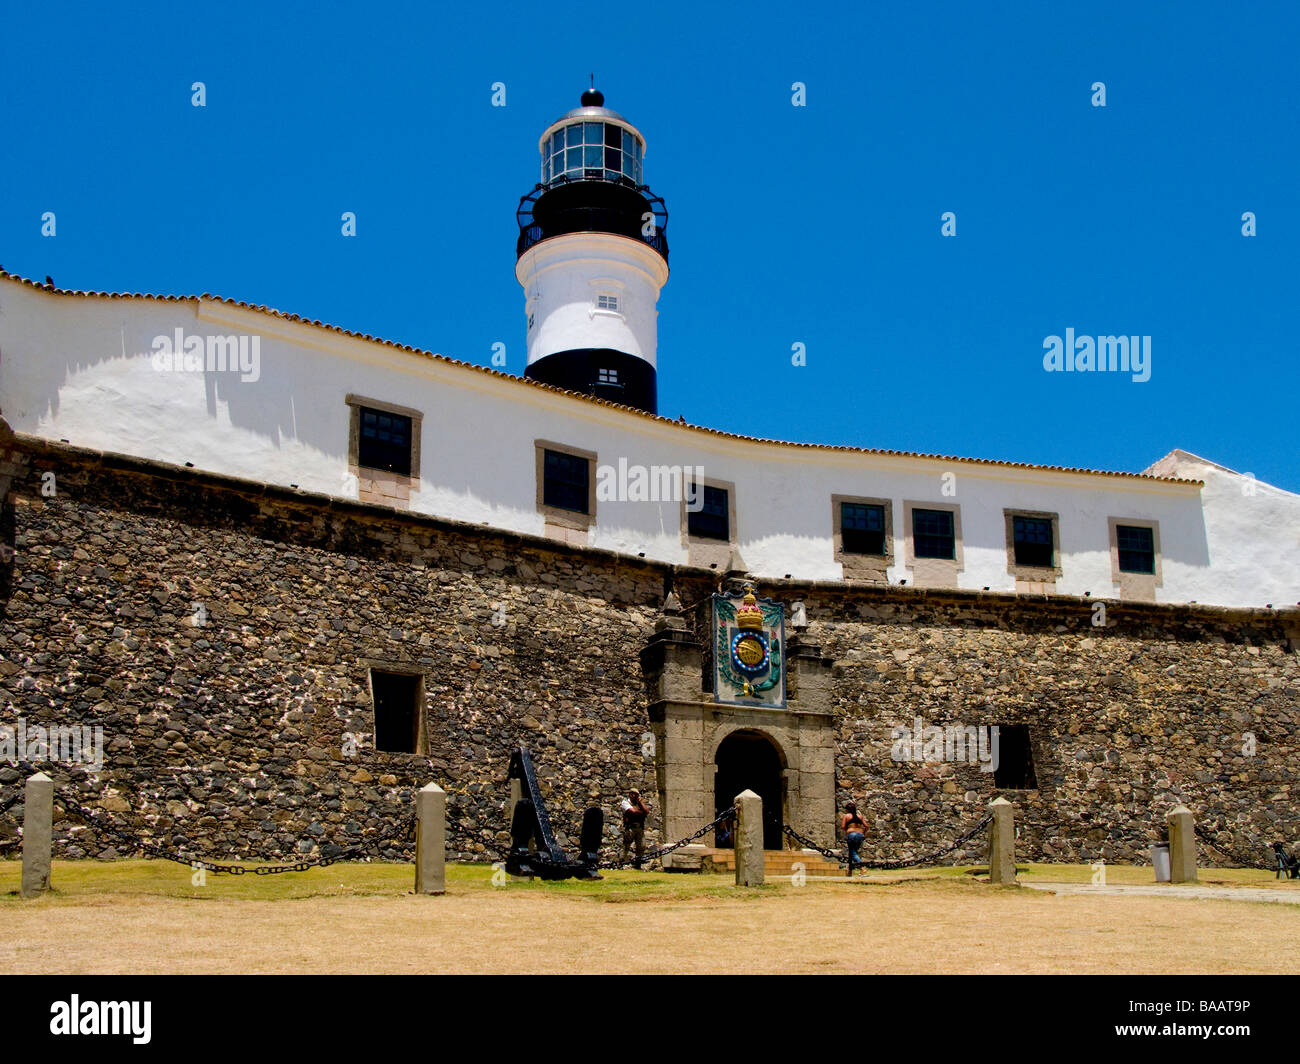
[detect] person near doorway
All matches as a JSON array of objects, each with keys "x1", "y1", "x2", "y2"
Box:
[
  {"x1": 622, "y1": 789, "x2": 650, "y2": 869},
  {"x1": 841, "y1": 801, "x2": 867, "y2": 873}
]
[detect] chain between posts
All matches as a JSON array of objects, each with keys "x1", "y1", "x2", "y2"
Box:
[
  {"x1": 601, "y1": 806, "x2": 737, "y2": 870},
  {"x1": 51, "y1": 790, "x2": 415, "y2": 875},
  {"x1": 16, "y1": 786, "x2": 1275, "y2": 875},
  {"x1": 1019, "y1": 819, "x2": 1267, "y2": 870},
  {"x1": 1193, "y1": 824, "x2": 1262, "y2": 869},
  {"x1": 444, "y1": 807, "x2": 509, "y2": 861},
  {"x1": 784, "y1": 814, "x2": 994, "y2": 871}
]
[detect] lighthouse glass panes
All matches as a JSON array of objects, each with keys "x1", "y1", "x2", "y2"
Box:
[
  {"x1": 543, "y1": 448, "x2": 590, "y2": 514},
  {"x1": 1116, "y1": 524, "x2": 1156, "y2": 574},
  {"x1": 913, "y1": 508, "x2": 955, "y2": 559},
  {"x1": 543, "y1": 123, "x2": 642, "y2": 184},
  {"x1": 358, "y1": 407, "x2": 413, "y2": 477},
  {"x1": 1012, "y1": 515, "x2": 1054, "y2": 568},
  {"x1": 841, "y1": 502, "x2": 886, "y2": 555}
]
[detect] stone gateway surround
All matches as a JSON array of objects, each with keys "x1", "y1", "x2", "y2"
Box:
[{"x1": 0, "y1": 424, "x2": 1297, "y2": 866}]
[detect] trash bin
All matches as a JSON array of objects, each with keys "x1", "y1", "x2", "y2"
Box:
[{"x1": 1150, "y1": 842, "x2": 1171, "y2": 882}]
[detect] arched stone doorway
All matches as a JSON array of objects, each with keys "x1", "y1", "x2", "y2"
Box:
[{"x1": 714, "y1": 729, "x2": 785, "y2": 849}]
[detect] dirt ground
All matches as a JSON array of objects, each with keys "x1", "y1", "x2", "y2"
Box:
[{"x1": 2, "y1": 861, "x2": 1296, "y2": 974}]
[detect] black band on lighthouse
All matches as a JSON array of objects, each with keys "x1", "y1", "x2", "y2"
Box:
[{"x1": 525, "y1": 349, "x2": 657, "y2": 415}]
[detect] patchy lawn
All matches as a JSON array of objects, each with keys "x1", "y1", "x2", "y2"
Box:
[{"x1": 0, "y1": 859, "x2": 1295, "y2": 974}]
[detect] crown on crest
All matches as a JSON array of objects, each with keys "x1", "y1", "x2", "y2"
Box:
[{"x1": 736, "y1": 584, "x2": 763, "y2": 630}]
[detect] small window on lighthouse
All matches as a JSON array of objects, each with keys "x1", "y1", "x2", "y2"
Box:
[
  {"x1": 597, "y1": 368, "x2": 619, "y2": 385},
  {"x1": 596, "y1": 294, "x2": 619, "y2": 312}
]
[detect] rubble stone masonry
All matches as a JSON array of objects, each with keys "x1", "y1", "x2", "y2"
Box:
[{"x1": 0, "y1": 425, "x2": 1295, "y2": 866}]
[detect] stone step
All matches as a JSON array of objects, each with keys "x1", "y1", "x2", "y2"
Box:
[{"x1": 697, "y1": 848, "x2": 846, "y2": 877}]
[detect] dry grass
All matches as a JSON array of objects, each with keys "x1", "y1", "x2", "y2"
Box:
[{"x1": 1, "y1": 859, "x2": 1295, "y2": 974}]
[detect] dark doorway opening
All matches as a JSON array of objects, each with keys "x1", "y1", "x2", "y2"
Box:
[
  {"x1": 371, "y1": 670, "x2": 421, "y2": 753},
  {"x1": 714, "y1": 730, "x2": 784, "y2": 849},
  {"x1": 993, "y1": 724, "x2": 1038, "y2": 790}
]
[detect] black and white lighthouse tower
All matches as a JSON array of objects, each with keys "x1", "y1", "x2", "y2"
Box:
[{"x1": 515, "y1": 87, "x2": 669, "y2": 414}]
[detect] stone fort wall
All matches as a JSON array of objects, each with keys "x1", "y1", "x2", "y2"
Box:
[{"x1": 0, "y1": 427, "x2": 1296, "y2": 865}]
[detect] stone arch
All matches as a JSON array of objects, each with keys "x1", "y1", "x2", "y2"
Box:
[
  {"x1": 709, "y1": 724, "x2": 790, "y2": 768},
  {"x1": 713, "y1": 728, "x2": 787, "y2": 849}
]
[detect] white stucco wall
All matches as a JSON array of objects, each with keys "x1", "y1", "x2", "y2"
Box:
[
  {"x1": 1143, "y1": 451, "x2": 1300, "y2": 608},
  {"x1": 1, "y1": 278, "x2": 1295, "y2": 609}
]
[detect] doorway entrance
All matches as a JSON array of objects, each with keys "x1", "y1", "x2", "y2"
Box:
[{"x1": 713, "y1": 729, "x2": 785, "y2": 849}]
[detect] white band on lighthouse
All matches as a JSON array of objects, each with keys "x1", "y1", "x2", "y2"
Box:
[{"x1": 517, "y1": 232, "x2": 669, "y2": 370}]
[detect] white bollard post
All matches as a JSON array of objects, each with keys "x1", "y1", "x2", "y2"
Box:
[
  {"x1": 415, "y1": 782, "x2": 446, "y2": 895},
  {"x1": 987, "y1": 797, "x2": 1016, "y2": 884},
  {"x1": 734, "y1": 789, "x2": 764, "y2": 887},
  {"x1": 21, "y1": 772, "x2": 54, "y2": 899},
  {"x1": 1167, "y1": 805, "x2": 1197, "y2": 884}
]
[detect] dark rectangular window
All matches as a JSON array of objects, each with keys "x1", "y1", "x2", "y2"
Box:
[
  {"x1": 1012, "y1": 515, "x2": 1054, "y2": 568},
  {"x1": 992, "y1": 725, "x2": 1038, "y2": 790},
  {"x1": 1116, "y1": 524, "x2": 1155, "y2": 574},
  {"x1": 688, "y1": 485, "x2": 730, "y2": 541},
  {"x1": 371, "y1": 670, "x2": 420, "y2": 754},
  {"x1": 543, "y1": 449, "x2": 589, "y2": 514},
  {"x1": 912, "y1": 508, "x2": 955, "y2": 559},
  {"x1": 841, "y1": 502, "x2": 886, "y2": 555},
  {"x1": 358, "y1": 407, "x2": 412, "y2": 476}
]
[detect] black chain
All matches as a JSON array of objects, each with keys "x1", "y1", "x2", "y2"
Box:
[
  {"x1": 784, "y1": 814, "x2": 994, "y2": 871},
  {"x1": 444, "y1": 808, "x2": 508, "y2": 861},
  {"x1": 1193, "y1": 824, "x2": 1262, "y2": 870},
  {"x1": 601, "y1": 807, "x2": 737, "y2": 870},
  {"x1": 53, "y1": 791, "x2": 415, "y2": 875},
  {"x1": 1024, "y1": 819, "x2": 1267, "y2": 869},
  {"x1": 781, "y1": 825, "x2": 843, "y2": 864}
]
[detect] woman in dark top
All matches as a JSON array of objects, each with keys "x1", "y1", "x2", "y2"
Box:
[{"x1": 841, "y1": 801, "x2": 867, "y2": 873}]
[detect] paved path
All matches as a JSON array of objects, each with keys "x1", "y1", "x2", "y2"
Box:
[{"x1": 1026, "y1": 882, "x2": 1300, "y2": 905}]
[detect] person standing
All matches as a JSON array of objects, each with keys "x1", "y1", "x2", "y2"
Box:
[
  {"x1": 622, "y1": 789, "x2": 650, "y2": 869},
  {"x1": 841, "y1": 801, "x2": 867, "y2": 874}
]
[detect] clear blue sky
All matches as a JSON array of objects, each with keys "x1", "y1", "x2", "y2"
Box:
[{"x1": 2, "y1": 1, "x2": 1296, "y2": 489}]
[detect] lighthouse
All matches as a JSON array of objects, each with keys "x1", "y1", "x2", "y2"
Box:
[{"x1": 515, "y1": 87, "x2": 669, "y2": 414}]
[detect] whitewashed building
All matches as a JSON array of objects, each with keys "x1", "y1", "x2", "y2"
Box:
[{"x1": 0, "y1": 90, "x2": 1295, "y2": 612}]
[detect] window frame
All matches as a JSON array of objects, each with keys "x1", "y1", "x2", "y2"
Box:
[
  {"x1": 589, "y1": 278, "x2": 626, "y2": 319},
  {"x1": 1108, "y1": 517, "x2": 1162, "y2": 601},
  {"x1": 1116, "y1": 524, "x2": 1156, "y2": 574},
  {"x1": 1003, "y1": 509, "x2": 1063, "y2": 587},
  {"x1": 688, "y1": 483, "x2": 732, "y2": 542},
  {"x1": 535, "y1": 439, "x2": 598, "y2": 535},
  {"x1": 346, "y1": 394, "x2": 422, "y2": 507},
  {"x1": 901, "y1": 500, "x2": 964, "y2": 588},
  {"x1": 912, "y1": 507, "x2": 957, "y2": 560},
  {"x1": 680, "y1": 475, "x2": 738, "y2": 569},
  {"x1": 831, "y1": 494, "x2": 893, "y2": 582},
  {"x1": 357, "y1": 407, "x2": 414, "y2": 478}
]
